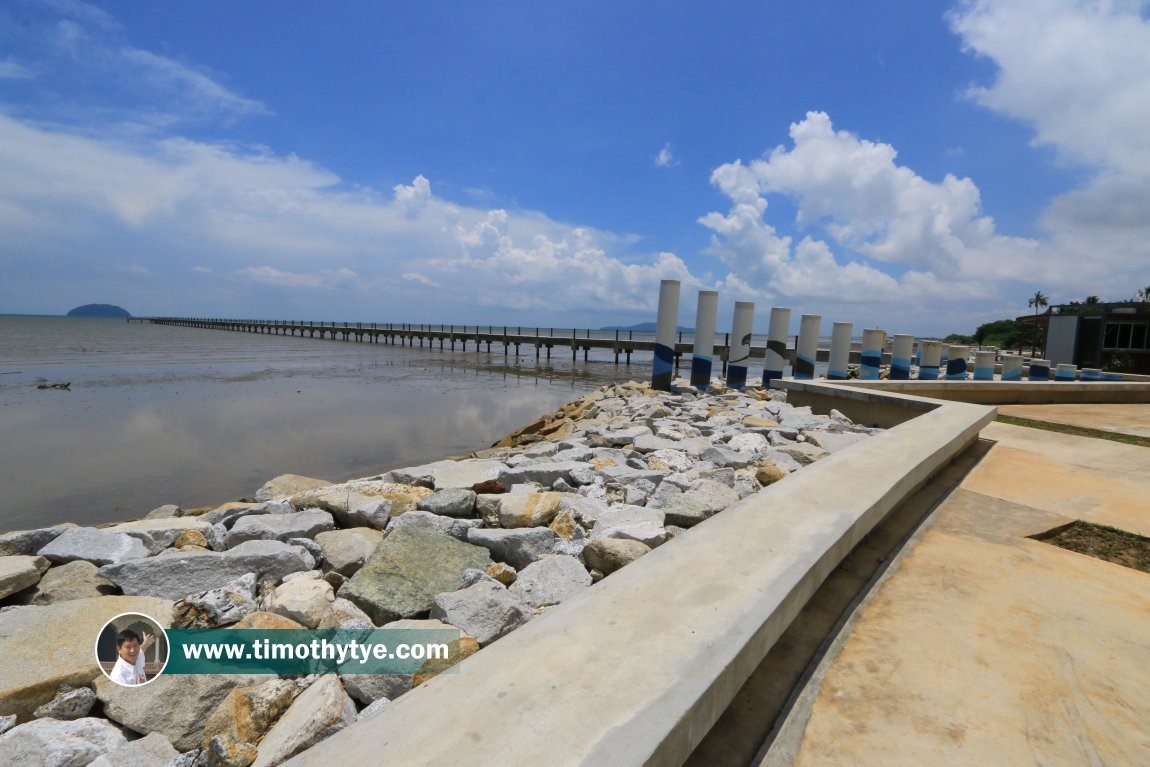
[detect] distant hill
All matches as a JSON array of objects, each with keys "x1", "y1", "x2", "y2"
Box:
[
  {"x1": 67, "y1": 304, "x2": 131, "y2": 318},
  {"x1": 600, "y1": 322, "x2": 694, "y2": 332}
]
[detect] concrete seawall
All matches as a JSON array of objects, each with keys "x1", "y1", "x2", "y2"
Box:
[{"x1": 287, "y1": 384, "x2": 994, "y2": 766}]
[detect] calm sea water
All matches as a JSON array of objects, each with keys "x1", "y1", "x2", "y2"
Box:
[{"x1": 0, "y1": 316, "x2": 646, "y2": 530}]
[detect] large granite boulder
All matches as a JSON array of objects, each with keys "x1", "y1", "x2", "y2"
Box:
[
  {"x1": 171, "y1": 573, "x2": 258, "y2": 629},
  {"x1": 255, "y1": 473, "x2": 331, "y2": 502},
  {"x1": 497, "y1": 492, "x2": 562, "y2": 528},
  {"x1": 18, "y1": 558, "x2": 117, "y2": 607},
  {"x1": 100, "y1": 518, "x2": 213, "y2": 555},
  {"x1": 416, "y1": 488, "x2": 477, "y2": 518},
  {"x1": 224, "y1": 510, "x2": 335, "y2": 548},
  {"x1": 338, "y1": 527, "x2": 491, "y2": 625},
  {"x1": 265, "y1": 577, "x2": 335, "y2": 628},
  {"x1": 582, "y1": 538, "x2": 651, "y2": 575},
  {"x1": 31, "y1": 685, "x2": 95, "y2": 720},
  {"x1": 0, "y1": 716, "x2": 127, "y2": 766},
  {"x1": 430, "y1": 581, "x2": 532, "y2": 646},
  {"x1": 88, "y1": 732, "x2": 179, "y2": 767},
  {"x1": 590, "y1": 505, "x2": 667, "y2": 547},
  {"x1": 466, "y1": 527, "x2": 558, "y2": 570},
  {"x1": 0, "y1": 555, "x2": 49, "y2": 600},
  {"x1": 199, "y1": 678, "x2": 303, "y2": 764},
  {"x1": 291, "y1": 481, "x2": 432, "y2": 528},
  {"x1": 97, "y1": 673, "x2": 264, "y2": 752},
  {"x1": 0, "y1": 595, "x2": 172, "y2": 721},
  {"x1": 314, "y1": 528, "x2": 383, "y2": 577},
  {"x1": 0, "y1": 527, "x2": 64, "y2": 556},
  {"x1": 99, "y1": 540, "x2": 314, "y2": 600},
  {"x1": 250, "y1": 676, "x2": 355, "y2": 767},
  {"x1": 508, "y1": 555, "x2": 591, "y2": 608},
  {"x1": 38, "y1": 528, "x2": 148, "y2": 567},
  {"x1": 382, "y1": 458, "x2": 505, "y2": 490}
]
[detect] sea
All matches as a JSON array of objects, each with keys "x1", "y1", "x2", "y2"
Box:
[{"x1": 0, "y1": 316, "x2": 647, "y2": 531}]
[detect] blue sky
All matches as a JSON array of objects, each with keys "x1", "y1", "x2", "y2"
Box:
[{"x1": 2, "y1": 0, "x2": 1148, "y2": 335}]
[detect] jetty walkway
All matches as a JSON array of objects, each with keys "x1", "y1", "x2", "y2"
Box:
[{"x1": 131, "y1": 316, "x2": 826, "y2": 370}]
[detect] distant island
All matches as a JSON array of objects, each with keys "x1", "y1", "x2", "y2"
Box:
[
  {"x1": 600, "y1": 322, "x2": 693, "y2": 332},
  {"x1": 67, "y1": 304, "x2": 131, "y2": 318}
]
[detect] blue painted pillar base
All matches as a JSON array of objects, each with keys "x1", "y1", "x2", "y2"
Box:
[
  {"x1": 1028, "y1": 363, "x2": 1050, "y2": 381},
  {"x1": 890, "y1": 359, "x2": 911, "y2": 380},
  {"x1": 794, "y1": 355, "x2": 816, "y2": 380},
  {"x1": 762, "y1": 368, "x2": 784, "y2": 388},
  {"x1": 946, "y1": 359, "x2": 968, "y2": 380},
  {"x1": 652, "y1": 343, "x2": 675, "y2": 391},
  {"x1": 690, "y1": 355, "x2": 713, "y2": 390},
  {"x1": 919, "y1": 366, "x2": 939, "y2": 380},
  {"x1": 727, "y1": 365, "x2": 748, "y2": 389}
]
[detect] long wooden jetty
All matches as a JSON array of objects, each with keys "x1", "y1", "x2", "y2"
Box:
[{"x1": 131, "y1": 316, "x2": 825, "y2": 370}]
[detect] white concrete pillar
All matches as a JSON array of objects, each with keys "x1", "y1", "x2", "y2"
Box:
[
  {"x1": 919, "y1": 340, "x2": 942, "y2": 380},
  {"x1": 890, "y1": 334, "x2": 913, "y2": 380},
  {"x1": 795, "y1": 314, "x2": 820, "y2": 380},
  {"x1": 1001, "y1": 354, "x2": 1023, "y2": 381},
  {"x1": 860, "y1": 329, "x2": 885, "y2": 380},
  {"x1": 973, "y1": 350, "x2": 996, "y2": 381},
  {"x1": 763, "y1": 307, "x2": 791, "y2": 388},
  {"x1": 1055, "y1": 363, "x2": 1077, "y2": 381},
  {"x1": 828, "y1": 322, "x2": 853, "y2": 380},
  {"x1": 1028, "y1": 359, "x2": 1050, "y2": 381},
  {"x1": 651, "y1": 279, "x2": 680, "y2": 391},
  {"x1": 689, "y1": 291, "x2": 718, "y2": 391},
  {"x1": 946, "y1": 345, "x2": 969, "y2": 380},
  {"x1": 725, "y1": 301, "x2": 755, "y2": 389}
]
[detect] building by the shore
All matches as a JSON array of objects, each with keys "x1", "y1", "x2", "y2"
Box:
[{"x1": 1020, "y1": 301, "x2": 1150, "y2": 375}]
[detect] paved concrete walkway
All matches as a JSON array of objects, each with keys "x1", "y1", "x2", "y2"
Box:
[
  {"x1": 998, "y1": 402, "x2": 1150, "y2": 440},
  {"x1": 764, "y1": 406, "x2": 1150, "y2": 766}
]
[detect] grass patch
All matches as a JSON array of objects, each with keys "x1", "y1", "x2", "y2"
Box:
[
  {"x1": 995, "y1": 414, "x2": 1150, "y2": 448},
  {"x1": 1034, "y1": 521, "x2": 1150, "y2": 574}
]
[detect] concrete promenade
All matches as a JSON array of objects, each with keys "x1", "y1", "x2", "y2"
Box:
[{"x1": 764, "y1": 405, "x2": 1150, "y2": 766}]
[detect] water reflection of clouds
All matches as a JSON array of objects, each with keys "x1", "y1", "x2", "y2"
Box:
[{"x1": 0, "y1": 368, "x2": 614, "y2": 529}]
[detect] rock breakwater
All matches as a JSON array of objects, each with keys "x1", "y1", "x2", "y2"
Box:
[{"x1": 0, "y1": 379, "x2": 879, "y2": 766}]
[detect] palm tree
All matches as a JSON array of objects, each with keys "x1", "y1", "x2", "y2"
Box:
[
  {"x1": 1139, "y1": 286, "x2": 1150, "y2": 302},
  {"x1": 1028, "y1": 290, "x2": 1048, "y2": 356},
  {"x1": 1084, "y1": 295, "x2": 1100, "y2": 304}
]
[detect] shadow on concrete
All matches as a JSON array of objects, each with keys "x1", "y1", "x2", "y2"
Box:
[{"x1": 684, "y1": 437, "x2": 996, "y2": 767}]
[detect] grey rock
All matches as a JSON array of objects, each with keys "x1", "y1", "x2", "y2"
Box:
[
  {"x1": 88, "y1": 732, "x2": 179, "y2": 767},
  {"x1": 767, "y1": 427, "x2": 800, "y2": 445},
  {"x1": 645, "y1": 449, "x2": 693, "y2": 473},
  {"x1": 355, "y1": 697, "x2": 391, "y2": 722},
  {"x1": 316, "y1": 597, "x2": 375, "y2": 630},
  {"x1": 0, "y1": 716, "x2": 127, "y2": 767},
  {"x1": 145, "y1": 504, "x2": 183, "y2": 519},
  {"x1": 202, "y1": 501, "x2": 288, "y2": 528},
  {"x1": 660, "y1": 495, "x2": 714, "y2": 528},
  {"x1": 557, "y1": 495, "x2": 610, "y2": 528},
  {"x1": 698, "y1": 467, "x2": 736, "y2": 487},
  {"x1": 474, "y1": 495, "x2": 502, "y2": 526},
  {"x1": 759, "y1": 449, "x2": 804, "y2": 473},
  {"x1": 590, "y1": 505, "x2": 666, "y2": 547},
  {"x1": 38, "y1": 528, "x2": 149, "y2": 567},
  {"x1": 416, "y1": 488, "x2": 477, "y2": 518},
  {"x1": 496, "y1": 461, "x2": 591, "y2": 488},
  {"x1": 251, "y1": 676, "x2": 356, "y2": 767},
  {"x1": 338, "y1": 526, "x2": 491, "y2": 625},
  {"x1": 224, "y1": 510, "x2": 335, "y2": 547},
  {"x1": 802, "y1": 430, "x2": 870, "y2": 453},
  {"x1": 430, "y1": 581, "x2": 532, "y2": 646},
  {"x1": 32, "y1": 685, "x2": 96, "y2": 720},
  {"x1": 255, "y1": 473, "x2": 330, "y2": 502},
  {"x1": 384, "y1": 511, "x2": 481, "y2": 542},
  {"x1": 726, "y1": 432, "x2": 770, "y2": 455},
  {"x1": 581, "y1": 538, "x2": 651, "y2": 575},
  {"x1": 205, "y1": 523, "x2": 228, "y2": 552},
  {"x1": 0, "y1": 554, "x2": 50, "y2": 600},
  {"x1": 772, "y1": 442, "x2": 829, "y2": 466},
  {"x1": 699, "y1": 445, "x2": 752, "y2": 469},
  {"x1": 286, "y1": 537, "x2": 323, "y2": 565},
  {"x1": 314, "y1": 528, "x2": 383, "y2": 577},
  {"x1": 164, "y1": 749, "x2": 200, "y2": 767},
  {"x1": 265, "y1": 577, "x2": 335, "y2": 629},
  {"x1": 0, "y1": 715, "x2": 13, "y2": 736},
  {"x1": 508, "y1": 556, "x2": 591, "y2": 608},
  {"x1": 466, "y1": 527, "x2": 558, "y2": 570},
  {"x1": 632, "y1": 434, "x2": 712, "y2": 456},
  {"x1": 102, "y1": 518, "x2": 214, "y2": 556},
  {"x1": 97, "y1": 674, "x2": 264, "y2": 752},
  {"x1": 551, "y1": 446, "x2": 594, "y2": 463},
  {"x1": 0, "y1": 527, "x2": 64, "y2": 556},
  {"x1": 382, "y1": 458, "x2": 505, "y2": 490},
  {"x1": 683, "y1": 479, "x2": 741, "y2": 514},
  {"x1": 598, "y1": 425, "x2": 651, "y2": 446},
  {"x1": 172, "y1": 573, "x2": 258, "y2": 629},
  {"x1": 100, "y1": 541, "x2": 314, "y2": 600}
]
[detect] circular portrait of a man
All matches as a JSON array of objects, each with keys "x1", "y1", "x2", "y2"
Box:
[{"x1": 95, "y1": 612, "x2": 169, "y2": 687}]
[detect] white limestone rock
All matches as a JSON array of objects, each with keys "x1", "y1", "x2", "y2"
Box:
[
  {"x1": 88, "y1": 731, "x2": 179, "y2": 767},
  {"x1": 265, "y1": 577, "x2": 335, "y2": 629},
  {"x1": 590, "y1": 505, "x2": 667, "y2": 547},
  {"x1": 0, "y1": 555, "x2": 50, "y2": 600},
  {"x1": 101, "y1": 518, "x2": 213, "y2": 556}
]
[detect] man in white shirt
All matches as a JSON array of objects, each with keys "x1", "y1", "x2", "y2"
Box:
[{"x1": 109, "y1": 629, "x2": 154, "y2": 686}]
